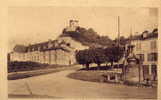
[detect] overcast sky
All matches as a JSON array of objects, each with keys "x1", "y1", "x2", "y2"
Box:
[{"x1": 8, "y1": 7, "x2": 158, "y2": 51}]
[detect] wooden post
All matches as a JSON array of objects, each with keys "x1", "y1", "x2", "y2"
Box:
[
  {"x1": 139, "y1": 63, "x2": 141, "y2": 84},
  {"x1": 117, "y1": 16, "x2": 120, "y2": 46}
]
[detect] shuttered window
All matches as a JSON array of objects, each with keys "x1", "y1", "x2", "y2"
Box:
[{"x1": 148, "y1": 53, "x2": 158, "y2": 61}]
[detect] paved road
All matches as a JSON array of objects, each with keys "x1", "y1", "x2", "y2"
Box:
[{"x1": 8, "y1": 69, "x2": 157, "y2": 99}]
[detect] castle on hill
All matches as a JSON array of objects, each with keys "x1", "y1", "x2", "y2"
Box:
[
  {"x1": 65, "y1": 19, "x2": 79, "y2": 32},
  {"x1": 8, "y1": 19, "x2": 88, "y2": 65}
]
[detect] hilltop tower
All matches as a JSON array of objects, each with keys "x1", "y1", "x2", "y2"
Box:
[{"x1": 66, "y1": 19, "x2": 79, "y2": 32}]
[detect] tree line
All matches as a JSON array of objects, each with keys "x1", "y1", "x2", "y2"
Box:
[
  {"x1": 75, "y1": 46, "x2": 125, "y2": 70},
  {"x1": 60, "y1": 27, "x2": 114, "y2": 48}
]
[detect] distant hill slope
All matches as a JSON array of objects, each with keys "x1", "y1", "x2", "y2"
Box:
[{"x1": 59, "y1": 27, "x2": 114, "y2": 48}]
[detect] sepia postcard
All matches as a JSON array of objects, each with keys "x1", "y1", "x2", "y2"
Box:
[{"x1": 0, "y1": 0, "x2": 161, "y2": 100}]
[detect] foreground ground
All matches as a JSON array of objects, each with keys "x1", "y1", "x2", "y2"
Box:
[{"x1": 8, "y1": 66, "x2": 157, "y2": 99}]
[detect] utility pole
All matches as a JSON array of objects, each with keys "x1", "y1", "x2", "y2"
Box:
[
  {"x1": 117, "y1": 16, "x2": 120, "y2": 47},
  {"x1": 117, "y1": 16, "x2": 120, "y2": 68},
  {"x1": 130, "y1": 27, "x2": 132, "y2": 44}
]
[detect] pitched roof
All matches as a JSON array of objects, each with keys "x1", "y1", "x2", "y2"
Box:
[
  {"x1": 127, "y1": 29, "x2": 158, "y2": 41},
  {"x1": 25, "y1": 39, "x2": 73, "y2": 52}
]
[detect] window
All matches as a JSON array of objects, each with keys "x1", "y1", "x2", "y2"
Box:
[
  {"x1": 148, "y1": 53, "x2": 158, "y2": 61},
  {"x1": 151, "y1": 40, "x2": 157, "y2": 50},
  {"x1": 136, "y1": 54, "x2": 144, "y2": 61},
  {"x1": 151, "y1": 64, "x2": 157, "y2": 80},
  {"x1": 151, "y1": 65, "x2": 157, "y2": 75},
  {"x1": 143, "y1": 65, "x2": 149, "y2": 79}
]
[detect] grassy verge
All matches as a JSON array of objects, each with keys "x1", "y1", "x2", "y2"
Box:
[
  {"x1": 8, "y1": 61, "x2": 73, "y2": 73},
  {"x1": 8, "y1": 64, "x2": 79, "y2": 80},
  {"x1": 67, "y1": 70, "x2": 122, "y2": 83},
  {"x1": 67, "y1": 69, "x2": 157, "y2": 88},
  {"x1": 68, "y1": 70, "x2": 102, "y2": 82}
]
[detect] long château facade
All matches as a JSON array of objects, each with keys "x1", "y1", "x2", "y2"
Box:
[{"x1": 9, "y1": 40, "x2": 75, "y2": 65}]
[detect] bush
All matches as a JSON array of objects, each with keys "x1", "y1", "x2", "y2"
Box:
[
  {"x1": 8, "y1": 61, "x2": 48, "y2": 72},
  {"x1": 76, "y1": 48, "x2": 108, "y2": 70},
  {"x1": 76, "y1": 49, "x2": 93, "y2": 70},
  {"x1": 90, "y1": 48, "x2": 107, "y2": 69},
  {"x1": 104, "y1": 46, "x2": 124, "y2": 67}
]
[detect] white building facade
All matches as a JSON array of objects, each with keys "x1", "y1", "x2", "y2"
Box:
[{"x1": 128, "y1": 30, "x2": 158, "y2": 81}]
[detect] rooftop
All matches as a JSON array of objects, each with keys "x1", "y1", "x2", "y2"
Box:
[{"x1": 127, "y1": 28, "x2": 158, "y2": 41}]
